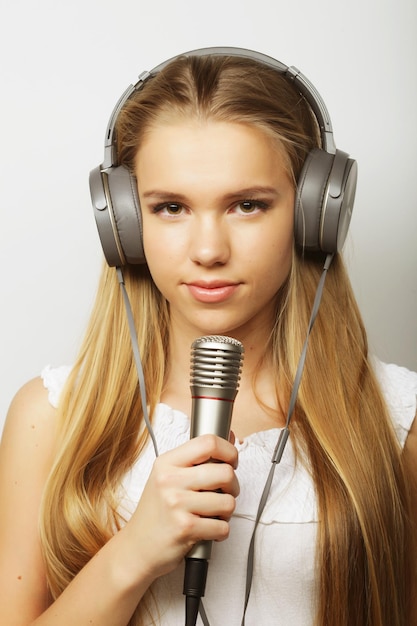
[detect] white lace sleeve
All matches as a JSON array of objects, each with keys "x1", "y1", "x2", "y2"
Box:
[{"x1": 40, "y1": 365, "x2": 72, "y2": 408}]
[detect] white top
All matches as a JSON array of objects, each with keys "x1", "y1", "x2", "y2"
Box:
[{"x1": 41, "y1": 360, "x2": 417, "y2": 625}]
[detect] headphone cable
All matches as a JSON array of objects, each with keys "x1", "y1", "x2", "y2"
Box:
[
  {"x1": 240, "y1": 252, "x2": 334, "y2": 624},
  {"x1": 117, "y1": 253, "x2": 334, "y2": 626}
]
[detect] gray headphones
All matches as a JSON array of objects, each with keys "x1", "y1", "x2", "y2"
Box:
[{"x1": 89, "y1": 47, "x2": 357, "y2": 266}]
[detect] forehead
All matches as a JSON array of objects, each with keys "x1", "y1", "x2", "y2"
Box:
[{"x1": 135, "y1": 120, "x2": 291, "y2": 190}]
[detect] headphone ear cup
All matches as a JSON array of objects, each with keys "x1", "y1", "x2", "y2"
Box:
[
  {"x1": 106, "y1": 166, "x2": 145, "y2": 264},
  {"x1": 295, "y1": 148, "x2": 357, "y2": 253},
  {"x1": 89, "y1": 164, "x2": 146, "y2": 266},
  {"x1": 295, "y1": 148, "x2": 334, "y2": 253},
  {"x1": 321, "y1": 152, "x2": 357, "y2": 253}
]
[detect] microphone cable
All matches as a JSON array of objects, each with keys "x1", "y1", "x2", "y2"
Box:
[{"x1": 184, "y1": 559, "x2": 209, "y2": 626}]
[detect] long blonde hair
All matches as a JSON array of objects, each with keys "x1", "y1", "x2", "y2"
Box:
[{"x1": 40, "y1": 54, "x2": 413, "y2": 625}]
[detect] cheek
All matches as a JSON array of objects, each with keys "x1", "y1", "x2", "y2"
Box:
[
  {"x1": 254, "y1": 231, "x2": 294, "y2": 295},
  {"x1": 142, "y1": 230, "x2": 168, "y2": 287},
  {"x1": 142, "y1": 227, "x2": 186, "y2": 302},
  {"x1": 253, "y1": 219, "x2": 294, "y2": 269},
  {"x1": 142, "y1": 222, "x2": 176, "y2": 270},
  {"x1": 264, "y1": 247, "x2": 292, "y2": 288},
  {"x1": 271, "y1": 211, "x2": 294, "y2": 270}
]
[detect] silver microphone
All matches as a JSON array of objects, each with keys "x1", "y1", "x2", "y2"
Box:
[
  {"x1": 183, "y1": 336, "x2": 244, "y2": 625},
  {"x1": 188, "y1": 334, "x2": 244, "y2": 561}
]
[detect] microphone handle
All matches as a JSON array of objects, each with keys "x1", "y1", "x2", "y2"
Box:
[{"x1": 187, "y1": 392, "x2": 234, "y2": 560}]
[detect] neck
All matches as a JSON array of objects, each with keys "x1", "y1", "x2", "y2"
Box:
[
  {"x1": 166, "y1": 321, "x2": 271, "y2": 385},
  {"x1": 161, "y1": 322, "x2": 285, "y2": 437}
]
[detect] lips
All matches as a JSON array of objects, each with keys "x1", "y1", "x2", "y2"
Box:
[{"x1": 185, "y1": 281, "x2": 239, "y2": 304}]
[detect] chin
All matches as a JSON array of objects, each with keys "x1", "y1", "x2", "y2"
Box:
[{"x1": 191, "y1": 319, "x2": 248, "y2": 341}]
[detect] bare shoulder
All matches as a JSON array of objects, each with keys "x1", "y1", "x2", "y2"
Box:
[
  {"x1": 1, "y1": 377, "x2": 58, "y2": 471},
  {"x1": 1, "y1": 375, "x2": 58, "y2": 469},
  {"x1": 0, "y1": 378, "x2": 58, "y2": 622}
]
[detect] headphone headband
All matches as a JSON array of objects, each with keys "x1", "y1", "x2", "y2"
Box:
[
  {"x1": 102, "y1": 47, "x2": 336, "y2": 170},
  {"x1": 90, "y1": 46, "x2": 357, "y2": 265}
]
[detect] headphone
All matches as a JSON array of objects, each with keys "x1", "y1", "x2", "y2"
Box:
[{"x1": 89, "y1": 47, "x2": 357, "y2": 267}]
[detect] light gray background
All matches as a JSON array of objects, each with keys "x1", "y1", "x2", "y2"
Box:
[{"x1": 1, "y1": 0, "x2": 416, "y2": 433}]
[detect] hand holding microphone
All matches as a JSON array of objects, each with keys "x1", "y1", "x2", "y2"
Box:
[{"x1": 183, "y1": 335, "x2": 244, "y2": 626}]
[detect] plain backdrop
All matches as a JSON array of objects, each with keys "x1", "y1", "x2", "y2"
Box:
[{"x1": 1, "y1": 0, "x2": 416, "y2": 433}]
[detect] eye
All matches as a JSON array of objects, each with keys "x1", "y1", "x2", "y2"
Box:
[
  {"x1": 153, "y1": 202, "x2": 184, "y2": 216},
  {"x1": 234, "y1": 200, "x2": 269, "y2": 215}
]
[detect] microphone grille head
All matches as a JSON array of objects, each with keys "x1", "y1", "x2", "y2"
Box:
[{"x1": 190, "y1": 335, "x2": 244, "y2": 391}]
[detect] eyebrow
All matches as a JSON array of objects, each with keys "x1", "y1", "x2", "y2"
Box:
[{"x1": 142, "y1": 186, "x2": 280, "y2": 202}]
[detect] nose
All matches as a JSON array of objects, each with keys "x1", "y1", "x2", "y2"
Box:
[{"x1": 188, "y1": 214, "x2": 231, "y2": 267}]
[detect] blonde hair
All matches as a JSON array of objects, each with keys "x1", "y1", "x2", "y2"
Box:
[{"x1": 40, "y1": 54, "x2": 413, "y2": 625}]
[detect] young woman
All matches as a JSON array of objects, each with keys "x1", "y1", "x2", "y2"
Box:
[{"x1": 0, "y1": 49, "x2": 416, "y2": 626}]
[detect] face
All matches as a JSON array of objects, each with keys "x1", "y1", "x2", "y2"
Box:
[{"x1": 135, "y1": 120, "x2": 294, "y2": 344}]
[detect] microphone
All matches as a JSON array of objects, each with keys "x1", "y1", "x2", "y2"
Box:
[{"x1": 183, "y1": 335, "x2": 244, "y2": 626}]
